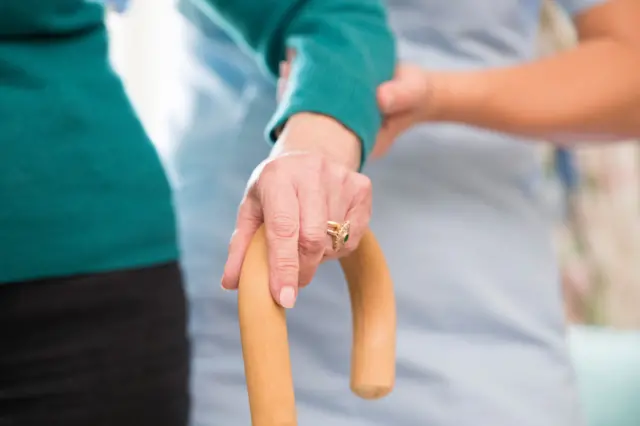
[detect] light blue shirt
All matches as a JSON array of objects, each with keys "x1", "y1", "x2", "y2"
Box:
[{"x1": 149, "y1": 1, "x2": 611, "y2": 425}]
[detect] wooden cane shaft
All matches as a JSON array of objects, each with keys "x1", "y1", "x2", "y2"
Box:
[
  {"x1": 238, "y1": 226, "x2": 395, "y2": 426},
  {"x1": 340, "y1": 230, "x2": 396, "y2": 399}
]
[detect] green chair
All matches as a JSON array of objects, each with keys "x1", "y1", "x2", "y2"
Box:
[{"x1": 569, "y1": 326, "x2": 640, "y2": 426}]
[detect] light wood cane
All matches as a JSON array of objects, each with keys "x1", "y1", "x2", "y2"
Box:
[{"x1": 238, "y1": 225, "x2": 396, "y2": 426}]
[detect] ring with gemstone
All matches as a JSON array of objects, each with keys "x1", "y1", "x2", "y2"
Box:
[{"x1": 326, "y1": 220, "x2": 350, "y2": 252}]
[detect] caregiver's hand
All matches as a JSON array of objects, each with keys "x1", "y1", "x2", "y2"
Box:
[
  {"x1": 279, "y1": 60, "x2": 435, "y2": 160},
  {"x1": 373, "y1": 64, "x2": 437, "y2": 158},
  {"x1": 221, "y1": 112, "x2": 372, "y2": 309}
]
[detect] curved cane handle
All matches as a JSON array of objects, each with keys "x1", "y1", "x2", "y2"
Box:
[{"x1": 238, "y1": 225, "x2": 396, "y2": 426}]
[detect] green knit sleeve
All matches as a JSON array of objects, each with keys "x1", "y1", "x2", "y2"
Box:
[{"x1": 184, "y1": 0, "x2": 396, "y2": 165}]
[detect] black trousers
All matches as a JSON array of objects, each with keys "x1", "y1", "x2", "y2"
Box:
[{"x1": 0, "y1": 262, "x2": 190, "y2": 426}]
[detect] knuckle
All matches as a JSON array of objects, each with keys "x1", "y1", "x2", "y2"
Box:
[
  {"x1": 351, "y1": 175, "x2": 373, "y2": 215},
  {"x1": 259, "y1": 159, "x2": 280, "y2": 180},
  {"x1": 263, "y1": 155, "x2": 310, "y2": 184},
  {"x1": 270, "y1": 213, "x2": 298, "y2": 239},
  {"x1": 332, "y1": 165, "x2": 349, "y2": 185},
  {"x1": 300, "y1": 169, "x2": 324, "y2": 191},
  {"x1": 306, "y1": 154, "x2": 325, "y2": 171},
  {"x1": 355, "y1": 174, "x2": 373, "y2": 194},
  {"x1": 262, "y1": 153, "x2": 327, "y2": 186},
  {"x1": 275, "y1": 256, "x2": 298, "y2": 277},
  {"x1": 298, "y1": 154, "x2": 325, "y2": 181},
  {"x1": 299, "y1": 227, "x2": 326, "y2": 254}
]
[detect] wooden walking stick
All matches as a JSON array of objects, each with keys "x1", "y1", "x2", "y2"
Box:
[{"x1": 238, "y1": 225, "x2": 396, "y2": 426}]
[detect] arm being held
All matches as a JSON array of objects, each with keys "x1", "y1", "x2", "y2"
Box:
[
  {"x1": 187, "y1": 0, "x2": 396, "y2": 167},
  {"x1": 193, "y1": 0, "x2": 396, "y2": 305},
  {"x1": 378, "y1": 0, "x2": 640, "y2": 145}
]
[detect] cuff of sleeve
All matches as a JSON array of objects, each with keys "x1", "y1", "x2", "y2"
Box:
[{"x1": 264, "y1": 66, "x2": 381, "y2": 170}]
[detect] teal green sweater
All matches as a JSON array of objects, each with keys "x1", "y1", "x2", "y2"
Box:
[{"x1": 0, "y1": 0, "x2": 395, "y2": 284}]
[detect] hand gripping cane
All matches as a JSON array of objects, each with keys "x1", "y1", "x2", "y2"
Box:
[{"x1": 238, "y1": 225, "x2": 396, "y2": 426}]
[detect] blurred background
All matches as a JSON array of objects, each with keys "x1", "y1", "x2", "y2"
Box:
[
  {"x1": 106, "y1": 0, "x2": 172, "y2": 156},
  {"x1": 537, "y1": 3, "x2": 640, "y2": 330}
]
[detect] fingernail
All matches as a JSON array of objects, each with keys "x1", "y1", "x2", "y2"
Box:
[
  {"x1": 278, "y1": 286, "x2": 297, "y2": 309},
  {"x1": 220, "y1": 277, "x2": 230, "y2": 291}
]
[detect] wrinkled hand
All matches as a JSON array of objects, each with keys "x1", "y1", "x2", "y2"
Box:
[{"x1": 221, "y1": 114, "x2": 372, "y2": 310}]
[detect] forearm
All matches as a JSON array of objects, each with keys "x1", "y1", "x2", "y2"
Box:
[
  {"x1": 430, "y1": 39, "x2": 640, "y2": 142},
  {"x1": 190, "y1": 0, "x2": 396, "y2": 164}
]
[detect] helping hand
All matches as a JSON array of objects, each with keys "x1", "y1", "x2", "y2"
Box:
[
  {"x1": 373, "y1": 64, "x2": 435, "y2": 158},
  {"x1": 279, "y1": 61, "x2": 434, "y2": 159}
]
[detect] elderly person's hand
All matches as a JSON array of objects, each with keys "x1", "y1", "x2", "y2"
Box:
[{"x1": 221, "y1": 112, "x2": 372, "y2": 309}]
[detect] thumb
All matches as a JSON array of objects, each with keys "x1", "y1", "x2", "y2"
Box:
[{"x1": 377, "y1": 80, "x2": 419, "y2": 115}]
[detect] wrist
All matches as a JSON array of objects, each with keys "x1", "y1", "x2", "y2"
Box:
[
  {"x1": 271, "y1": 112, "x2": 362, "y2": 171},
  {"x1": 426, "y1": 71, "x2": 488, "y2": 123}
]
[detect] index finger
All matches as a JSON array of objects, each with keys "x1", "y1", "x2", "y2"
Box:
[{"x1": 261, "y1": 181, "x2": 300, "y2": 309}]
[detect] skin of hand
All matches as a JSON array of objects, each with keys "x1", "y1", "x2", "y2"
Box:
[
  {"x1": 373, "y1": 65, "x2": 436, "y2": 158},
  {"x1": 221, "y1": 111, "x2": 372, "y2": 310}
]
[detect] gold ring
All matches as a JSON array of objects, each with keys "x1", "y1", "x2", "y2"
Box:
[{"x1": 327, "y1": 220, "x2": 350, "y2": 252}]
